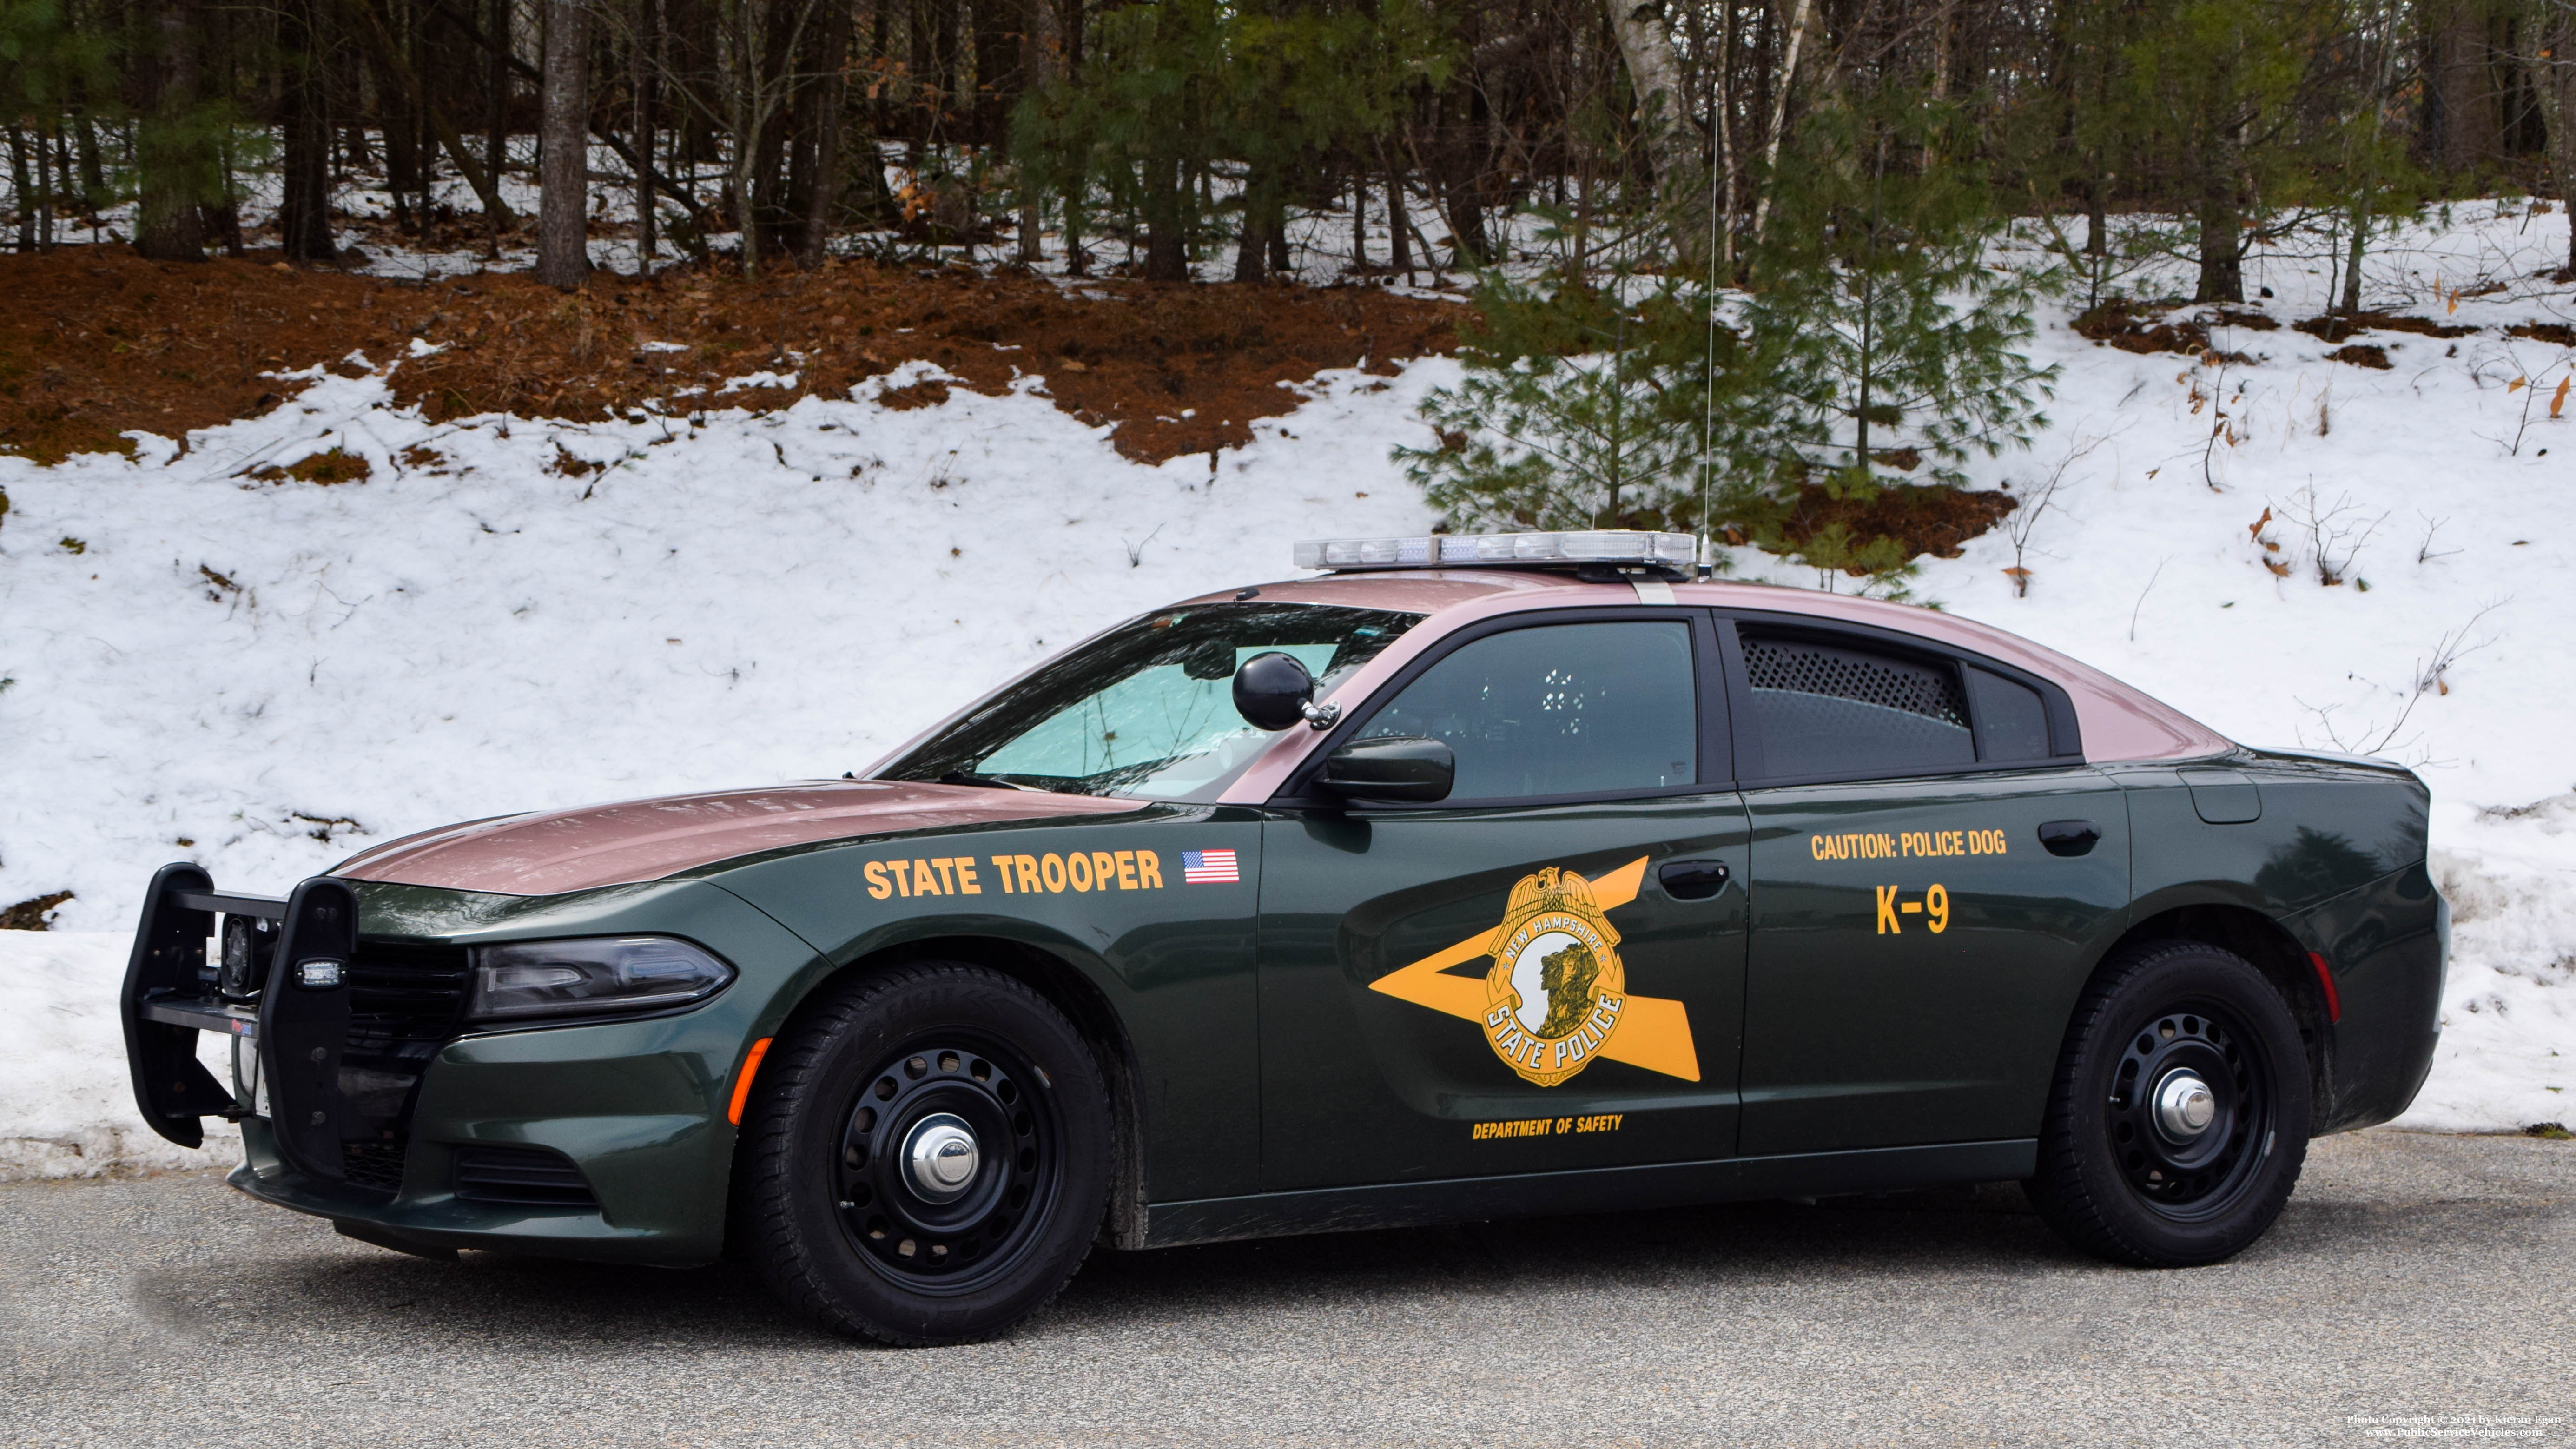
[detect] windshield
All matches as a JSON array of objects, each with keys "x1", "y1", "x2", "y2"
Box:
[{"x1": 882, "y1": 602, "x2": 1424, "y2": 801}]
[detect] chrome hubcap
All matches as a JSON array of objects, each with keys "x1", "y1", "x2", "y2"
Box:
[
  {"x1": 903, "y1": 1113, "x2": 980, "y2": 1201},
  {"x1": 2153, "y1": 1069, "x2": 2217, "y2": 1141}
]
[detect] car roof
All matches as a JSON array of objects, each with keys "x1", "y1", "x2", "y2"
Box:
[{"x1": 1179, "y1": 570, "x2": 2231, "y2": 802}]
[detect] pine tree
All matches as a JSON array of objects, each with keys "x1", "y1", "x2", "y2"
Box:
[
  {"x1": 1401, "y1": 267, "x2": 1747, "y2": 531},
  {"x1": 1398, "y1": 175, "x2": 1771, "y2": 536},
  {"x1": 1740, "y1": 86, "x2": 2054, "y2": 496}
]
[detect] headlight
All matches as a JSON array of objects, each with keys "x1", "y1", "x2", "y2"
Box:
[{"x1": 465, "y1": 936, "x2": 735, "y2": 1023}]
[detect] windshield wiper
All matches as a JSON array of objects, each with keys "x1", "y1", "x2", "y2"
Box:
[{"x1": 938, "y1": 771, "x2": 1039, "y2": 792}]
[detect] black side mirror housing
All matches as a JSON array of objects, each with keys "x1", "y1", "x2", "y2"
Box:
[
  {"x1": 1317, "y1": 736, "x2": 1455, "y2": 803},
  {"x1": 1234, "y1": 651, "x2": 1319, "y2": 731}
]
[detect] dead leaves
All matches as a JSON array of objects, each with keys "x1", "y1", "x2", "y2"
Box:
[{"x1": 2248, "y1": 508, "x2": 2291, "y2": 576}]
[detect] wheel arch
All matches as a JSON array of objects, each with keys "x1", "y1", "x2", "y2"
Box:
[
  {"x1": 731, "y1": 932, "x2": 1151, "y2": 1254},
  {"x1": 2088, "y1": 898, "x2": 2335, "y2": 1115}
]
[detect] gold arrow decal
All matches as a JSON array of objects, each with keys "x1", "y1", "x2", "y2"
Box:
[{"x1": 1367, "y1": 856, "x2": 1700, "y2": 1083}]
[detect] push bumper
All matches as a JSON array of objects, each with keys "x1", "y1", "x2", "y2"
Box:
[{"x1": 122, "y1": 866, "x2": 827, "y2": 1266}]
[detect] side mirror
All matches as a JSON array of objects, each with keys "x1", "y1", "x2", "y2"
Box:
[
  {"x1": 1234, "y1": 651, "x2": 1320, "y2": 731},
  {"x1": 1318, "y1": 736, "x2": 1454, "y2": 803}
]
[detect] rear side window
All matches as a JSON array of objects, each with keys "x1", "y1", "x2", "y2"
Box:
[
  {"x1": 1357, "y1": 621, "x2": 1698, "y2": 801},
  {"x1": 1741, "y1": 633, "x2": 1973, "y2": 779},
  {"x1": 1965, "y1": 667, "x2": 2052, "y2": 762}
]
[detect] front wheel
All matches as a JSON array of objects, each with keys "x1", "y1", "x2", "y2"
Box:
[
  {"x1": 740, "y1": 961, "x2": 1113, "y2": 1344},
  {"x1": 2027, "y1": 939, "x2": 2312, "y2": 1267}
]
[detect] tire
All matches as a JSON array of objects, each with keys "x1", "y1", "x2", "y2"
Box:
[
  {"x1": 2026, "y1": 938, "x2": 2312, "y2": 1267},
  {"x1": 740, "y1": 961, "x2": 1113, "y2": 1344}
]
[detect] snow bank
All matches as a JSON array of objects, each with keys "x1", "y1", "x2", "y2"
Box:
[
  {"x1": 0, "y1": 930, "x2": 237, "y2": 1179},
  {"x1": 6, "y1": 203, "x2": 2574, "y2": 1176}
]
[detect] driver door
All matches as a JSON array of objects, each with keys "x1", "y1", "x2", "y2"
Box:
[{"x1": 1254, "y1": 610, "x2": 1751, "y2": 1192}]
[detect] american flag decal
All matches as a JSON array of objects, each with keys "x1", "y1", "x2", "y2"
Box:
[{"x1": 1181, "y1": 848, "x2": 1241, "y2": 885}]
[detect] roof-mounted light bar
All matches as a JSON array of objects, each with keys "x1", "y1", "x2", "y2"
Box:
[{"x1": 1294, "y1": 530, "x2": 1698, "y2": 573}]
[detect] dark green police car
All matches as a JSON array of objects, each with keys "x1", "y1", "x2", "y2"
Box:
[{"x1": 121, "y1": 530, "x2": 2445, "y2": 1344}]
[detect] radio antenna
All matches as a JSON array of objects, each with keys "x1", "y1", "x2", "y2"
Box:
[{"x1": 1697, "y1": 74, "x2": 1726, "y2": 582}]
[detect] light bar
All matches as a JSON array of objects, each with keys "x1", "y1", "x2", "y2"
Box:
[{"x1": 1293, "y1": 531, "x2": 1698, "y2": 572}]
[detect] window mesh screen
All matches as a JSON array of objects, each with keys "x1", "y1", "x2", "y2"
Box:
[{"x1": 1743, "y1": 637, "x2": 1968, "y2": 727}]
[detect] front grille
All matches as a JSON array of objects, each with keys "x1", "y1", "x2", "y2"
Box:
[
  {"x1": 331, "y1": 940, "x2": 472, "y2": 1198},
  {"x1": 453, "y1": 1146, "x2": 598, "y2": 1207},
  {"x1": 340, "y1": 1138, "x2": 410, "y2": 1192}
]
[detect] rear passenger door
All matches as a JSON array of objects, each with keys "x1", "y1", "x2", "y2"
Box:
[{"x1": 1728, "y1": 615, "x2": 2131, "y2": 1156}]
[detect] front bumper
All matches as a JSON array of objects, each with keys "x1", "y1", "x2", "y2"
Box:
[
  {"x1": 125, "y1": 869, "x2": 826, "y2": 1265},
  {"x1": 228, "y1": 1006, "x2": 747, "y2": 1264}
]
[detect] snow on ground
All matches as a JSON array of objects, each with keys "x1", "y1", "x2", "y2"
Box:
[
  {"x1": 5, "y1": 203, "x2": 2573, "y2": 1178},
  {"x1": 0, "y1": 931, "x2": 237, "y2": 1179}
]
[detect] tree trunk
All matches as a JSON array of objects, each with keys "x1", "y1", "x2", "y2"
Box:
[
  {"x1": 1386, "y1": 161, "x2": 1410, "y2": 280},
  {"x1": 796, "y1": 0, "x2": 854, "y2": 269},
  {"x1": 1143, "y1": 155, "x2": 1187, "y2": 281},
  {"x1": 487, "y1": 0, "x2": 510, "y2": 185},
  {"x1": 1749, "y1": 0, "x2": 1815, "y2": 247},
  {"x1": 1350, "y1": 167, "x2": 1367, "y2": 269},
  {"x1": 136, "y1": 0, "x2": 209, "y2": 262},
  {"x1": 2509, "y1": 3, "x2": 2576, "y2": 274},
  {"x1": 76, "y1": 115, "x2": 106, "y2": 210},
  {"x1": 636, "y1": 0, "x2": 660, "y2": 274},
  {"x1": 536, "y1": 0, "x2": 590, "y2": 287},
  {"x1": 1601, "y1": 0, "x2": 1701, "y2": 239},
  {"x1": 8, "y1": 130, "x2": 33, "y2": 252},
  {"x1": 2433, "y1": 0, "x2": 2500, "y2": 174},
  {"x1": 381, "y1": 45, "x2": 424, "y2": 232},
  {"x1": 2193, "y1": 146, "x2": 2244, "y2": 303},
  {"x1": 343, "y1": 0, "x2": 517, "y2": 232},
  {"x1": 35, "y1": 120, "x2": 54, "y2": 249},
  {"x1": 1015, "y1": 0, "x2": 1051, "y2": 264},
  {"x1": 282, "y1": 0, "x2": 339, "y2": 262},
  {"x1": 1233, "y1": 165, "x2": 1269, "y2": 281},
  {"x1": 969, "y1": 0, "x2": 1017, "y2": 148}
]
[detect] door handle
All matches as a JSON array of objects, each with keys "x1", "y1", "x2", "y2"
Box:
[
  {"x1": 1658, "y1": 859, "x2": 1732, "y2": 900},
  {"x1": 2038, "y1": 820, "x2": 2101, "y2": 858}
]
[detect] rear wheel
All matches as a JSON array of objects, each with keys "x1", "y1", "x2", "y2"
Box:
[
  {"x1": 2027, "y1": 939, "x2": 2312, "y2": 1267},
  {"x1": 741, "y1": 962, "x2": 1112, "y2": 1344}
]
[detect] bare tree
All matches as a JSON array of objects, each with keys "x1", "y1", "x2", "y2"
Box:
[
  {"x1": 536, "y1": 0, "x2": 592, "y2": 287},
  {"x1": 1602, "y1": 0, "x2": 1700, "y2": 241}
]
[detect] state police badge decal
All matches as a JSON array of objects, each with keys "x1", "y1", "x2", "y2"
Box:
[
  {"x1": 1367, "y1": 856, "x2": 1701, "y2": 1087},
  {"x1": 1481, "y1": 867, "x2": 1627, "y2": 1086}
]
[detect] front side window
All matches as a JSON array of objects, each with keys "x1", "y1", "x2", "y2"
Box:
[
  {"x1": 883, "y1": 603, "x2": 1420, "y2": 801},
  {"x1": 1355, "y1": 621, "x2": 1698, "y2": 801}
]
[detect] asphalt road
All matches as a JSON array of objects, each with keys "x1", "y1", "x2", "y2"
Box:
[{"x1": 2, "y1": 1129, "x2": 2568, "y2": 1449}]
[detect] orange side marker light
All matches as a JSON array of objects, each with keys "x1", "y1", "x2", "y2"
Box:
[{"x1": 727, "y1": 1037, "x2": 774, "y2": 1125}]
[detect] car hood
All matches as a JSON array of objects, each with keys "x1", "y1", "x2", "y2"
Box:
[{"x1": 332, "y1": 780, "x2": 1145, "y2": 897}]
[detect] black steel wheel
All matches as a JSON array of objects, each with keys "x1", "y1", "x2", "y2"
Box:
[
  {"x1": 741, "y1": 962, "x2": 1111, "y2": 1344},
  {"x1": 2027, "y1": 939, "x2": 2312, "y2": 1267},
  {"x1": 832, "y1": 1036, "x2": 1057, "y2": 1290}
]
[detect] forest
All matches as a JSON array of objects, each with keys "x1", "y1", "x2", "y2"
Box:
[
  {"x1": 10, "y1": 0, "x2": 2576, "y2": 556},
  {"x1": 4, "y1": 0, "x2": 2572, "y2": 292}
]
